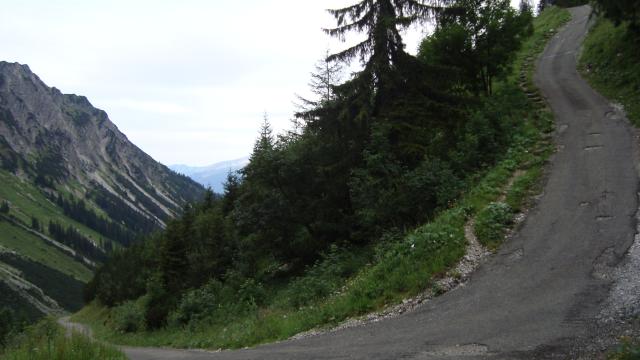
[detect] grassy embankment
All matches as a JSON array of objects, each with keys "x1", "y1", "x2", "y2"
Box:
[
  {"x1": 0, "y1": 318, "x2": 125, "y2": 360},
  {"x1": 579, "y1": 18, "x2": 640, "y2": 125},
  {"x1": 72, "y1": 6, "x2": 570, "y2": 350}
]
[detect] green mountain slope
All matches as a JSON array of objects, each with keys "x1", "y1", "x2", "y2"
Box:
[{"x1": 0, "y1": 62, "x2": 205, "y2": 321}]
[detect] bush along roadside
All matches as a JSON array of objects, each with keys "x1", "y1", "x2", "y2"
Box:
[
  {"x1": 0, "y1": 317, "x2": 125, "y2": 360},
  {"x1": 69, "y1": 6, "x2": 572, "y2": 351}
]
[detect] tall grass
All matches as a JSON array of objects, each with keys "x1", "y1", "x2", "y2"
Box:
[{"x1": 0, "y1": 318, "x2": 125, "y2": 360}]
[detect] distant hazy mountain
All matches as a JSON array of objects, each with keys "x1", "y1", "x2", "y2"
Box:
[
  {"x1": 0, "y1": 61, "x2": 204, "y2": 319},
  {"x1": 170, "y1": 157, "x2": 249, "y2": 192}
]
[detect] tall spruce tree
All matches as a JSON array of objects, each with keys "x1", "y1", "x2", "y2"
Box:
[
  {"x1": 325, "y1": 0, "x2": 444, "y2": 65},
  {"x1": 325, "y1": 0, "x2": 448, "y2": 109},
  {"x1": 421, "y1": 0, "x2": 531, "y2": 95}
]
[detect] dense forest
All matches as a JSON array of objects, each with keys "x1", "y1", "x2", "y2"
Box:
[
  {"x1": 48, "y1": 221, "x2": 107, "y2": 262},
  {"x1": 51, "y1": 194, "x2": 139, "y2": 247},
  {"x1": 592, "y1": 0, "x2": 640, "y2": 32},
  {"x1": 86, "y1": 0, "x2": 537, "y2": 330}
]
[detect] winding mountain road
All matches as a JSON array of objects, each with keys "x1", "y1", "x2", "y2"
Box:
[{"x1": 78, "y1": 6, "x2": 639, "y2": 359}]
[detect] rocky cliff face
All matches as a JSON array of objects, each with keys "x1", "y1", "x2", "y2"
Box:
[
  {"x1": 0, "y1": 61, "x2": 204, "y2": 228},
  {"x1": 0, "y1": 61, "x2": 205, "y2": 318}
]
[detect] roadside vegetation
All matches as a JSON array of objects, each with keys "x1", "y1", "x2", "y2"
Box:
[
  {"x1": 579, "y1": 10, "x2": 640, "y2": 125},
  {"x1": 74, "y1": 3, "x2": 570, "y2": 350},
  {"x1": 609, "y1": 337, "x2": 640, "y2": 360},
  {"x1": 0, "y1": 317, "x2": 125, "y2": 360},
  {"x1": 579, "y1": 0, "x2": 640, "y2": 354}
]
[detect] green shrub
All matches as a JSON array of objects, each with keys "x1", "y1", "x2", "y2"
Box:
[
  {"x1": 143, "y1": 274, "x2": 174, "y2": 330},
  {"x1": 0, "y1": 307, "x2": 28, "y2": 348},
  {"x1": 279, "y1": 244, "x2": 367, "y2": 308},
  {"x1": 238, "y1": 278, "x2": 266, "y2": 306},
  {"x1": 168, "y1": 280, "x2": 221, "y2": 326},
  {"x1": 110, "y1": 298, "x2": 145, "y2": 333},
  {"x1": 475, "y1": 202, "x2": 513, "y2": 249}
]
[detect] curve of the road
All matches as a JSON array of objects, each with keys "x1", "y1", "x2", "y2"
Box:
[{"x1": 75, "y1": 6, "x2": 639, "y2": 359}]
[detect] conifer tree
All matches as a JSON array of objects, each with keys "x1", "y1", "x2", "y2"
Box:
[
  {"x1": 160, "y1": 205, "x2": 193, "y2": 292},
  {"x1": 253, "y1": 113, "x2": 274, "y2": 157},
  {"x1": 308, "y1": 50, "x2": 343, "y2": 104},
  {"x1": 421, "y1": 0, "x2": 531, "y2": 95},
  {"x1": 200, "y1": 188, "x2": 215, "y2": 211},
  {"x1": 325, "y1": 0, "x2": 445, "y2": 88},
  {"x1": 222, "y1": 171, "x2": 241, "y2": 216},
  {"x1": 295, "y1": 51, "x2": 344, "y2": 130},
  {"x1": 0, "y1": 201, "x2": 9, "y2": 214}
]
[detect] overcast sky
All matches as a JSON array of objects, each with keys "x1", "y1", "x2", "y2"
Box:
[{"x1": 0, "y1": 0, "x2": 530, "y2": 166}]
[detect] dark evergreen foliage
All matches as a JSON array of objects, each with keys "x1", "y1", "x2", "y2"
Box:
[
  {"x1": 593, "y1": 0, "x2": 640, "y2": 35},
  {"x1": 0, "y1": 201, "x2": 9, "y2": 214},
  {"x1": 296, "y1": 51, "x2": 344, "y2": 113},
  {"x1": 51, "y1": 194, "x2": 138, "y2": 246},
  {"x1": 30, "y1": 216, "x2": 41, "y2": 232},
  {"x1": 0, "y1": 253, "x2": 85, "y2": 312},
  {"x1": 90, "y1": 185, "x2": 160, "y2": 235},
  {"x1": 48, "y1": 221, "x2": 107, "y2": 262},
  {"x1": 0, "y1": 306, "x2": 30, "y2": 348},
  {"x1": 84, "y1": 242, "x2": 152, "y2": 306},
  {"x1": 34, "y1": 150, "x2": 67, "y2": 187},
  {"x1": 421, "y1": 0, "x2": 533, "y2": 95}
]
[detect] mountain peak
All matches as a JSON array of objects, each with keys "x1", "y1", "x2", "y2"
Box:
[
  {"x1": 0, "y1": 61, "x2": 32, "y2": 73},
  {"x1": 0, "y1": 61, "x2": 205, "y2": 224}
]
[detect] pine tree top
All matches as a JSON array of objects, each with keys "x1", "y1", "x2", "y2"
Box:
[{"x1": 324, "y1": 0, "x2": 446, "y2": 65}]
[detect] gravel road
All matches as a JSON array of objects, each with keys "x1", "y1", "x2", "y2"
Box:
[{"x1": 72, "y1": 6, "x2": 640, "y2": 359}]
